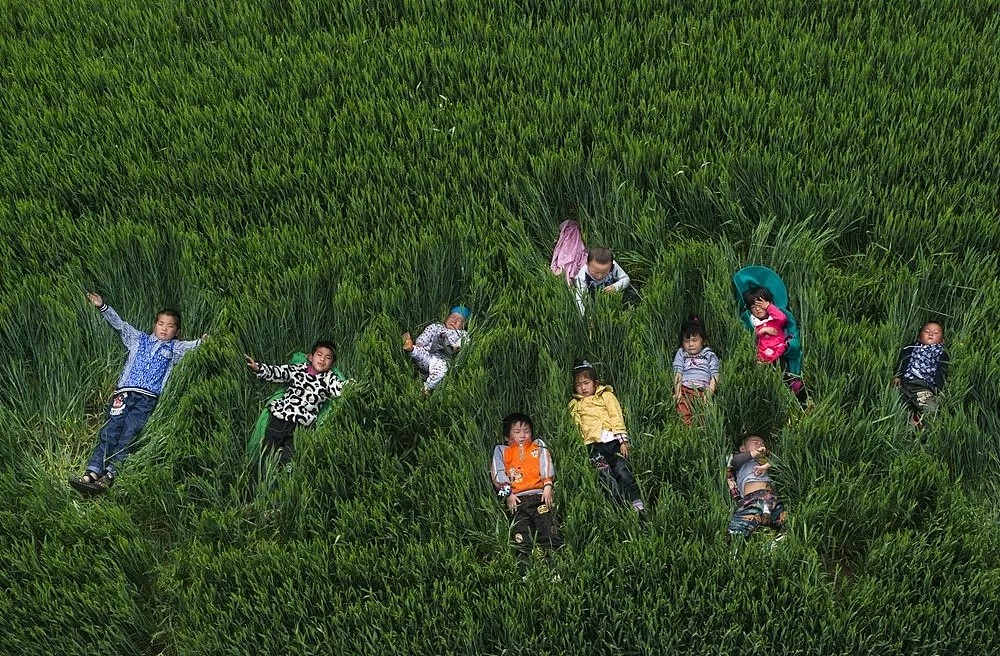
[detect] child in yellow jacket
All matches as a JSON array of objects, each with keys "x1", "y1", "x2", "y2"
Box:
[{"x1": 568, "y1": 361, "x2": 645, "y2": 512}]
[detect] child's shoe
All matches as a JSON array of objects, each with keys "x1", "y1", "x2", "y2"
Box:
[
  {"x1": 93, "y1": 472, "x2": 116, "y2": 493},
  {"x1": 631, "y1": 499, "x2": 646, "y2": 513},
  {"x1": 69, "y1": 471, "x2": 103, "y2": 495}
]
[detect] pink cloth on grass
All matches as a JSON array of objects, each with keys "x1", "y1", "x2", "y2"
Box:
[{"x1": 551, "y1": 220, "x2": 588, "y2": 285}]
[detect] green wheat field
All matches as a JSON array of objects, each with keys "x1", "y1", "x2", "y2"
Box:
[{"x1": 3, "y1": 1, "x2": 1000, "y2": 654}]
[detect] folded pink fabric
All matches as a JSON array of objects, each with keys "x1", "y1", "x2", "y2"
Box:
[{"x1": 551, "y1": 220, "x2": 588, "y2": 284}]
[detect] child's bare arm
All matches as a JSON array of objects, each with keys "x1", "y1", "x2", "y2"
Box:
[{"x1": 673, "y1": 372, "x2": 683, "y2": 399}]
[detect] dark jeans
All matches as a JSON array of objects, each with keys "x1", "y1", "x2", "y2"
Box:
[
  {"x1": 87, "y1": 391, "x2": 158, "y2": 476},
  {"x1": 588, "y1": 440, "x2": 641, "y2": 504},
  {"x1": 510, "y1": 494, "x2": 563, "y2": 558}
]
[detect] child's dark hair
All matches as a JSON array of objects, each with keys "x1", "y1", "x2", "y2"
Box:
[
  {"x1": 587, "y1": 247, "x2": 614, "y2": 264},
  {"x1": 742, "y1": 286, "x2": 773, "y2": 310},
  {"x1": 157, "y1": 308, "x2": 182, "y2": 327},
  {"x1": 502, "y1": 412, "x2": 534, "y2": 437},
  {"x1": 310, "y1": 340, "x2": 337, "y2": 360},
  {"x1": 679, "y1": 315, "x2": 708, "y2": 344},
  {"x1": 572, "y1": 359, "x2": 599, "y2": 383}
]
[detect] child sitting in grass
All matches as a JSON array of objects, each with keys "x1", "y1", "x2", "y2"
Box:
[
  {"x1": 402, "y1": 305, "x2": 470, "y2": 393},
  {"x1": 490, "y1": 413, "x2": 564, "y2": 562},
  {"x1": 573, "y1": 247, "x2": 637, "y2": 314},
  {"x1": 893, "y1": 321, "x2": 949, "y2": 428},
  {"x1": 726, "y1": 434, "x2": 787, "y2": 543},
  {"x1": 568, "y1": 361, "x2": 645, "y2": 512},
  {"x1": 244, "y1": 340, "x2": 348, "y2": 480},
  {"x1": 672, "y1": 316, "x2": 720, "y2": 425},
  {"x1": 70, "y1": 292, "x2": 206, "y2": 494}
]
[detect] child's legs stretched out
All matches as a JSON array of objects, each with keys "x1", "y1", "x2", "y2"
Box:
[
  {"x1": 588, "y1": 441, "x2": 641, "y2": 503},
  {"x1": 410, "y1": 347, "x2": 449, "y2": 390},
  {"x1": 510, "y1": 495, "x2": 563, "y2": 557},
  {"x1": 676, "y1": 386, "x2": 706, "y2": 425},
  {"x1": 86, "y1": 392, "x2": 128, "y2": 474},
  {"x1": 88, "y1": 392, "x2": 158, "y2": 476},
  {"x1": 262, "y1": 415, "x2": 297, "y2": 466},
  {"x1": 728, "y1": 489, "x2": 786, "y2": 539},
  {"x1": 900, "y1": 380, "x2": 937, "y2": 415}
]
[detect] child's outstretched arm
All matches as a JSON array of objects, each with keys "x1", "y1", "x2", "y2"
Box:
[
  {"x1": 174, "y1": 335, "x2": 208, "y2": 362},
  {"x1": 708, "y1": 351, "x2": 720, "y2": 394},
  {"x1": 245, "y1": 354, "x2": 292, "y2": 383},
  {"x1": 88, "y1": 292, "x2": 141, "y2": 348},
  {"x1": 321, "y1": 374, "x2": 348, "y2": 399}
]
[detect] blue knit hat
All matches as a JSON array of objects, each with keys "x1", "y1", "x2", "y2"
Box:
[{"x1": 450, "y1": 305, "x2": 471, "y2": 321}]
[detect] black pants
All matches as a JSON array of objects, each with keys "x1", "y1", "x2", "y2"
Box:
[
  {"x1": 510, "y1": 494, "x2": 563, "y2": 558},
  {"x1": 250, "y1": 415, "x2": 297, "y2": 492},
  {"x1": 588, "y1": 440, "x2": 641, "y2": 504}
]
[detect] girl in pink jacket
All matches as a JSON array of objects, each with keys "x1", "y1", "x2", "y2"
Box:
[{"x1": 748, "y1": 297, "x2": 788, "y2": 364}]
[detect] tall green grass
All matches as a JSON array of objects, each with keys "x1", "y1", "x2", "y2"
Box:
[{"x1": 3, "y1": 0, "x2": 1000, "y2": 654}]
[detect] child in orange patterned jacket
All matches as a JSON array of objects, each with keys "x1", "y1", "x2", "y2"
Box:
[{"x1": 490, "y1": 412, "x2": 563, "y2": 559}]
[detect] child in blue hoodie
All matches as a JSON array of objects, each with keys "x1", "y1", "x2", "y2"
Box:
[{"x1": 69, "y1": 292, "x2": 206, "y2": 493}]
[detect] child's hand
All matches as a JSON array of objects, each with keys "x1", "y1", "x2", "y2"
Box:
[
  {"x1": 542, "y1": 484, "x2": 553, "y2": 506},
  {"x1": 759, "y1": 327, "x2": 780, "y2": 337},
  {"x1": 753, "y1": 462, "x2": 771, "y2": 477},
  {"x1": 892, "y1": 377, "x2": 901, "y2": 387},
  {"x1": 602, "y1": 286, "x2": 615, "y2": 294},
  {"x1": 753, "y1": 299, "x2": 770, "y2": 313},
  {"x1": 244, "y1": 354, "x2": 261, "y2": 373},
  {"x1": 86, "y1": 292, "x2": 103, "y2": 307},
  {"x1": 619, "y1": 442, "x2": 630, "y2": 459},
  {"x1": 201, "y1": 334, "x2": 209, "y2": 341},
  {"x1": 505, "y1": 494, "x2": 519, "y2": 512}
]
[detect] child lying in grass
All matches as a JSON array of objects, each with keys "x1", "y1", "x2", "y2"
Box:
[
  {"x1": 672, "y1": 316, "x2": 719, "y2": 425},
  {"x1": 742, "y1": 286, "x2": 810, "y2": 408},
  {"x1": 893, "y1": 321, "x2": 949, "y2": 429},
  {"x1": 726, "y1": 434, "x2": 787, "y2": 542},
  {"x1": 490, "y1": 413, "x2": 564, "y2": 562},
  {"x1": 402, "y1": 305, "x2": 470, "y2": 393},
  {"x1": 70, "y1": 292, "x2": 206, "y2": 494},
  {"x1": 244, "y1": 340, "x2": 348, "y2": 482},
  {"x1": 568, "y1": 361, "x2": 645, "y2": 512}
]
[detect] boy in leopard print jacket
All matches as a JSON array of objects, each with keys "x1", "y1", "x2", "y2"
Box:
[{"x1": 244, "y1": 340, "x2": 348, "y2": 478}]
